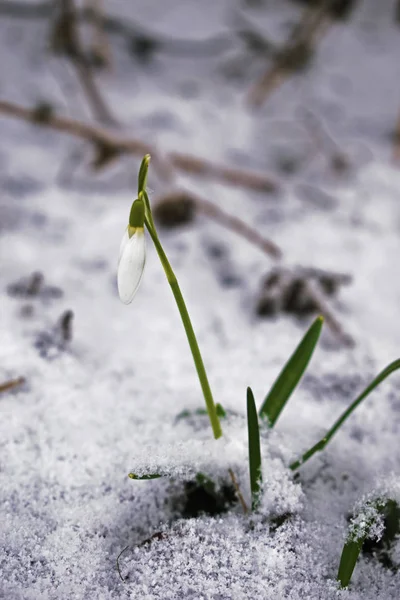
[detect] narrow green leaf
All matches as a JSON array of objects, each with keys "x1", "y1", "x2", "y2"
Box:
[
  {"x1": 138, "y1": 154, "x2": 151, "y2": 195},
  {"x1": 128, "y1": 473, "x2": 162, "y2": 480},
  {"x1": 259, "y1": 316, "x2": 323, "y2": 427},
  {"x1": 247, "y1": 387, "x2": 262, "y2": 510},
  {"x1": 290, "y1": 358, "x2": 400, "y2": 470},
  {"x1": 337, "y1": 539, "x2": 364, "y2": 588},
  {"x1": 142, "y1": 190, "x2": 156, "y2": 231},
  {"x1": 337, "y1": 498, "x2": 391, "y2": 588}
]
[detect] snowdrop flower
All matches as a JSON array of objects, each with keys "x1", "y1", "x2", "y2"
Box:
[{"x1": 117, "y1": 198, "x2": 146, "y2": 304}]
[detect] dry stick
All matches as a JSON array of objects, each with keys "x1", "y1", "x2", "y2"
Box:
[
  {"x1": 0, "y1": 377, "x2": 25, "y2": 394},
  {"x1": 247, "y1": 1, "x2": 333, "y2": 107},
  {"x1": 0, "y1": 99, "x2": 279, "y2": 193},
  {"x1": 228, "y1": 468, "x2": 249, "y2": 514},
  {"x1": 85, "y1": 0, "x2": 112, "y2": 68},
  {"x1": 190, "y1": 193, "x2": 282, "y2": 259},
  {"x1": 301, "y1": 110, "x2": 350, "y2": 172},
  {"x1": 51, "y1": 0, "x2": 117, "y2": 125},
  {"x1": 304, "y1": 279, "x2": 354, "y2": 347}
]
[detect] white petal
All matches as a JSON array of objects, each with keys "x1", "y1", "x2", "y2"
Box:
[
  {"x1": 117, "y1": 229, "x2": 146, "y2": 304},
  {"x1": 118, "y1": 228, "x2": 129, "y2": 264}
]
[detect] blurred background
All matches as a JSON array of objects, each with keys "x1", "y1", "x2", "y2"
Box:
[
  {"x1": 3, "y1": 4, "x2": 400, "y2": 595},
  {"x1": 3, "y1": 0, "x2": 400, "y2": 367}
]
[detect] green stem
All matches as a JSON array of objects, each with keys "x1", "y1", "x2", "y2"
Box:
[
  {"x1": 144, "y1": 216, "x2": 222, "y2": 439},
  {"x1": 290, "y1": 359, "x2": 400, "y2": 470}
]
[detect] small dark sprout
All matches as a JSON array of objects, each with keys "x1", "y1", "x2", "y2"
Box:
[
  {"x1": 128, "y1": 473, "x2": 162, "y2": 480},
  {"x1": 32, "y1": 102, "x2": 54, "y2": 124},
  {"x1": 153, "y1": 192, "x2": 196, "y2": 228}
]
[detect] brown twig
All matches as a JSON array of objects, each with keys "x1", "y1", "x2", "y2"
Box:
[
  {"x1": 304, "y1": 279, "x2": 354, "y2": 347},
  {"x1": 153, "y1": 189, "x2": 281, "y2": 258},
  {"x1": 191, "y1": 193, "x2": 282, "y2": 259},
  {"x1": 301, "y1": 110, "x2": 350, "y2": 173},
  {"x1": 84, "y1": 0, "x2": 112, "y2": 68},
  {"x1": 0, "y1": 377, "x2": 25, "y2": 394},
  {"x1": 116, "y1": 531, "x2": 168, "y2": 582},
  {"x1": 0, "y1": 99, "x2": 279, "y2": 193},
  {"x1": 228, "y1": 468, "x2": 249, "y2": 514},
  {"x1": 50, "y1": 0, "x2": 117, "y2": 125},
  {"x1": 247, "y1": 1, "x2": 333, "y2": 107}
]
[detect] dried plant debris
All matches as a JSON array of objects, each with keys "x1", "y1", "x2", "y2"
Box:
[
  {"x1": 7, "y1": 272, "x2": 63, "y2": 301},
  {"x1": 34, "y1": 310, "x2": 74, "y2": 358},
  {"x1": 0, "y1": 376, "x2": 25, "y2": 394},
  {"x1": 256, "y1": 265, "x2": 351, "y2": 318},
  {"x1": 153, "y1": 191, "x2": 196, "y2": 228}
]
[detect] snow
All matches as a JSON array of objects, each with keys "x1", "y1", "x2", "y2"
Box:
[{"x1": 2, "y1": 0, "x2": 400, "y2": 598}]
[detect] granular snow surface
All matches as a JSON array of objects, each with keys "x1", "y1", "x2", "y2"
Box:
[{"x1": 2, "y1": 1, "x2": 400, "y2": 598}]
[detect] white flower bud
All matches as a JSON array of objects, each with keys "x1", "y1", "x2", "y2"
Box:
[{"x1": 117, "y1": 227, "x2": 146, "y2": 304}]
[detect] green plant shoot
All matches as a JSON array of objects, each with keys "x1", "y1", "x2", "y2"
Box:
[
  {"x1": 290, "y1": 358, "x2": 400, "y2": 470},
  {"x1": 259, "y1": 316, "x2": 323, "y2": 427},
  {"x1": 247, "y1": 387, "x2": 262, "y2": 510},
  {"x1": 121, "y1": 155, "x2": 222, "y2": 439}
]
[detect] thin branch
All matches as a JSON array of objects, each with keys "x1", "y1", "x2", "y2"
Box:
[
  {"x1": 50, "y1": 0, "x2": 117, "y2": 125},
  {"x1": 85, "y1": 0, "x2": 112, "y2": 68},
  {"x1": 191, "y1": 192, "x2": 282, "y2": 258},
  {"x1": 304, "y1": 279, "x2": 354, "y2": 347},
  {"x1": 0, "y1": 377, "x2": 25, "y2": 394},
  {"x1": 169, "y1": 153, "x2": 278, "y2": 193},
  {"x1": 228, "y1": 468, "x2": 249, "y2": 514},
  {"x1": 116, "y1": 531, "x2": 168, "y2": 582},
  {"x1": 153, "y1": 190, "x2": 281, "y2": 258},
  {"x1": 247, "y1": 1, "x2": 333, "y2": 107},
  {"x1": 116, "y1": 545, "x2": 129, "y2": 583},
  {"x1": 0, "y1": 99, "x2": 279, "y2": 193},
  {"x1": 301, "y1": 110, "x2": 350, "y2": 173}
]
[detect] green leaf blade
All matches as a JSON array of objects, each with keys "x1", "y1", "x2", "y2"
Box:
[
  {"x1": 259, "y1": 316, "x2": 323, "y2": 427},
  {"x1": 138, "y1": 154, "x2": 151, "y2": 195},
  {"x1": 337, "y1": 539, "x2": 364, "y2": 588},
  {"x1": 128, "y1": 473, "x2": 162, "y2": 480},
  {"x1": 290, "y1": 358, "x2": 400, "y2": 470},
  {"x1": 247, "y1": 387, "x2": 262, "y2": 511}
]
